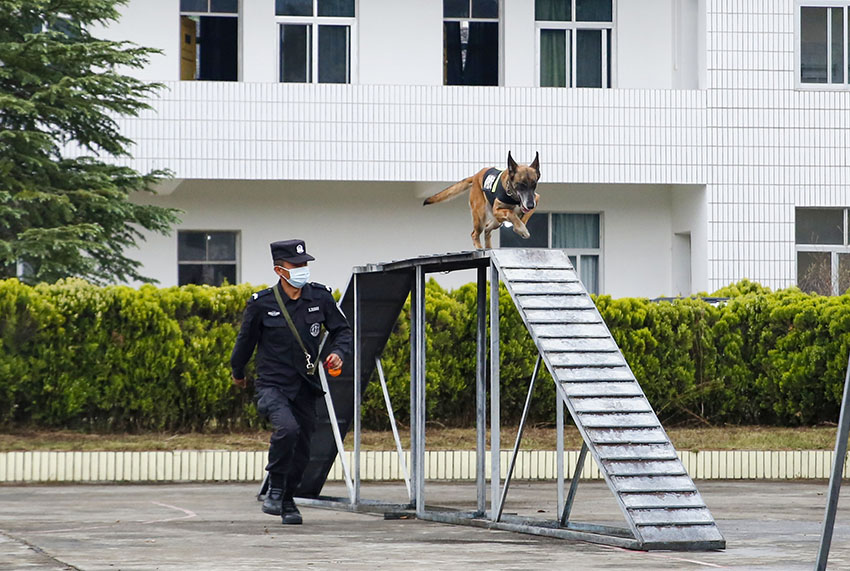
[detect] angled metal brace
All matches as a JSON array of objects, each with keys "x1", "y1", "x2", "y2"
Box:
[
  {"x1": 816, "y1": 351, "x2": 850, "y2": 570},
  {"x1": 375, "y1": 356, "x2": 412, "y2": 501},
  {"x1": 318, "y1": 363, "x2": 355, "y2": 503},
  {"x1": 560, "y1": 442, "x2": 588, "y2": 526},
  {"x1": 496, "y1": 354, "x2": 542, "y2": 522}
]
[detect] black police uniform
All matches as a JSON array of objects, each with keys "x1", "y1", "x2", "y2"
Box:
[{"x1": 230, "y1": 241, "x2": 352, "y2": 499}]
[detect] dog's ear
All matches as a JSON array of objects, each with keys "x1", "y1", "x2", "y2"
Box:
[
  {"x1": 530, "y1": 151, "x2": 540, "y2": 177},
  {"x1": 507, "y1": 151, "x2": 518, "y2": 176}
]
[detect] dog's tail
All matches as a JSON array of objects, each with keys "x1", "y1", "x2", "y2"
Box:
[{"x1": 422, "y1": 177, "x2": 474, "y2": 206}]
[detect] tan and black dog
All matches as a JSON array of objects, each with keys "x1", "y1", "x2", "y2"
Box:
[{"x1": 423, "y1": 151, "x2": 540, "y2": 249}]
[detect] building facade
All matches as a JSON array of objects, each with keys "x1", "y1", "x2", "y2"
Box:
[{"x1": 92, "y1": 0, "x2": 850, "y2": 298}]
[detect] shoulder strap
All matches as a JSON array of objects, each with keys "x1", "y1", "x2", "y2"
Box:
[{"x1": 272, "y1": 286, "x2": 317, "y2": 376}]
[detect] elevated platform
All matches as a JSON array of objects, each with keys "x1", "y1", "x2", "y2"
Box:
[{"x1": 295, "y1": 249, "x2": 725, "y2": 551}]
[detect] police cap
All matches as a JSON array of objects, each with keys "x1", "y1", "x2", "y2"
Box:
[{"x1": 270, "y1": 239, "x2": 315, "y2": 264}]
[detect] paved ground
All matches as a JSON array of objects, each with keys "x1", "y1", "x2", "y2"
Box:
[{"x1": 0, "y1": 480, "x2": 847, "y2": 570}]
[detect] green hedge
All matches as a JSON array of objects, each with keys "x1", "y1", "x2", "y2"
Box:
[{"x1": 1, "y1": 277, "x2": 849, "y2": 431}]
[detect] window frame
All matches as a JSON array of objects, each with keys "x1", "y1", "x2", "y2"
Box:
[
  {"x1": 499, "y1": 211, "x2": 605, "y2": 293},
  {"x1": 180, "y1": 1, "x2": 240, "y2": 82},
  {"x1": 177, "y1": 230, "x2": 241, "y2": 286},
  {"x1": 443, "y1": 0, "x2": 502, "y2": 86},
  {"x1": 795, "y1": 207, "x2": 850, "y2": 294},
  {"x1": 796, "y1": 0, "x2": 850, "y2": 90},
  {"x1": 275, "y1": 0, "x2": 357, "y2": 84},
  {"x1": 534, "y1": 0, "x2": 616, "y2": 88}
]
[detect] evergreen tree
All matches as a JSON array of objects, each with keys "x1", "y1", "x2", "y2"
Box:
[{"x1": 0, "y1": 0, "x2": 180, "y2": 284}]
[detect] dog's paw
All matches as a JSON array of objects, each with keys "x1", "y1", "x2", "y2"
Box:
[{"x1": 515, "y1": 228, "x2": 531, "y2": 239}]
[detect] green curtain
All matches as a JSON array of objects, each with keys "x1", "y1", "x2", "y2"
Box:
[
  {"x1": 535, "y1": 0, "x2": 570, "y2": 21},
  {"x1": 540, "y1": 29, "x2": 566, "y2": 87}
]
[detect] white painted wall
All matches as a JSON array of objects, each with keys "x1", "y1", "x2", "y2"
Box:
[
  {"x1": 358, "y1": 0, "x2": 443, "y2": 85},
  {"x1": 133, "y1": 180, "x2": 680, "y2": 298},
  {"x1": 503, "y1": 0, "x2": 536, "y2": 87},
  {"x1": 98, "y1": 0, "x2": 177, "y2": 81},
  {"x1": 536, "y1": 184, "x2": 674, "y2": 298},
  {"x1": 242, "y1": 0, "x2": 277, "y2": 83},
  {"x1": 617, "y1": 0, "x2": 681, "y2": 89},
  {"x1": 100, "y1": 0, "x2": 693, "y2": 89},
  {"x1": 671, "y1": 185, "x2": 708, "y2": 293}
]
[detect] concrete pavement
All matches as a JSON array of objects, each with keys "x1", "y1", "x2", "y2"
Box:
[{"x1": 0, "y1": 481, "x2": 848, "y2": 570}]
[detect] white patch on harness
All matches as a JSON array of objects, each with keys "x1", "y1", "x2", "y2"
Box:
[
  {"x1": 310, "y1": 323, "x2": 321, "y2": 337},
  {"x1": 483, "y1": 173, "x2": 498, "y2": 192}
]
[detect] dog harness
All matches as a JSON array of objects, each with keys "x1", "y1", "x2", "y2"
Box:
[{"x1": 482, "y1": 168, "x2": 519, "y2": 207}]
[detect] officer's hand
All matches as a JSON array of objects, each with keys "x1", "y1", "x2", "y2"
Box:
[
  {"x1": 232, "y1": 375, "x2": 247, "y2": 389},
  {"x1": 325, "y1": 352, "x2": 343, "y2": 370}
]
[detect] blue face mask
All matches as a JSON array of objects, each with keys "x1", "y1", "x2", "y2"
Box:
[{"x1": 281, "y1": 265, "x2": 310, "y2": 288}]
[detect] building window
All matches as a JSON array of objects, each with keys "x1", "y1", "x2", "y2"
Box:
[
  {"x1": 796, "y1": 208, "x2": 850, "y2": 295},
  {"x1": 180, "y1": 0, "x2": 239, "y2": 81},
  {"x1": 178, "y1": 231, "x2": 239, "y2": 286},
  {"x1": 535, "y1": 0, "x2": 613, "y2": 88},
  {"x1": 443, "y1": 0, "x2": 499, "y2": 86},
  {"x1": 799, "y1": 3, "x2": 850, "y2": 85},
  {"x1": 500, "y1": 212, "x2": 602, "y2": 293},
  {"x1": 276, "y1": 0, "x2": 355, "y2": 83}
]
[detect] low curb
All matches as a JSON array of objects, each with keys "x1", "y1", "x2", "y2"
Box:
[{"x1": 1, "y1": 449, "x2": 847, "y2": 484}]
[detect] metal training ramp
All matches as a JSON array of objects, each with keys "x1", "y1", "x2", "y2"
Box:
[{"x1": 490, "y1": 248, "x2": 725, "y2": 550}]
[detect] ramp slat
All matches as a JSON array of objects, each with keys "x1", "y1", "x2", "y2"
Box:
[
  {"x1": 510, "y1": 282, "x2": 586, "y2": 295},
  {"x1": 611, "y1": 475, "x2": 697, "y2": 493},
  {"x1": 539, "y1": 338, "x2": 619, "y2": 352},
  {"x1": 594, "y1": 444, "x2": 679, "y2": 460},
  {"x1": 516, "y1": 295, "x2": 595, "y2": 309},
  {"x1": 629, "y1": 508, "x2": 716, "y2": 526},
  {"x1": 532, "y1": 323, "x2": 610, "y2": 337},
  {"x1": 572, "y1": 398, "x2": 654, "y2": 413},
  {"x1": 549, "y1": 353, "x2": 627, "y2": 367},
  {"x1": 491, "y1": 249, "x2": 576, "y2": 268},
  {"x1": 561, "y1": 382, "x2": 643, "y2": 397},
  {"x1": 620, "y1": 492, "x2": 705, "y2": 509},
  {"x1": 577, "y1": 412, "x2": 661, "y2": 428},
  {"x1": 526, "y1": 309, "x2": 601, "y2": 323},
  {"x1": 587, "y1": 428, "x2": 670, "y2": 443},
  {"x1": 555, "y1": 367, "x2": 634, "y2": 381},
  {"x1": 501, "y1": 268, "x2": 578, "y2": 282},
  {"x1": 638, "y1": 525, "x2": 725, "y2": 545},
  {"x1": 601, "y1": 460, "x2": 686, "y2": 476}
]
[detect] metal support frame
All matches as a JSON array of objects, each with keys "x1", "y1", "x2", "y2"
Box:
[
  {"x1": 816, "y1": 351, "x2": 850, "y2": 571},
  {"x1": 297, "y1": 249, "x2": 722, "y2": 552},
  {"x1": 412, "y1": 265, "x2": 427, "y2": 516},
  {"x1": 556, "y1": 389, "x2": 565, "y2": 512},
  {"x1": 353, "y1": 274, "x2": 361, "y2": 503},
  {"x1": 476, "y1": 266, "x2": 487, "y2": 516},
  {"x1": 490, "y1": 261, "x2": 500, "y2": 519}
]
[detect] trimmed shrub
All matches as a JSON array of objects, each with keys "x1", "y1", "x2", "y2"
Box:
[{"x1": 1, "y1": 278, "x2": 849, "y2": 431}]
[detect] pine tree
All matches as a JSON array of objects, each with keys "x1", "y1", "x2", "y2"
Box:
[{"x1": 0, "y1": 0, "x2": 180, "y2": 284}]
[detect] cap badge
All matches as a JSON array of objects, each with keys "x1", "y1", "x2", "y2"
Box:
[{"x1": 296, "y1": 244, "x2": 304, "y2": 254}]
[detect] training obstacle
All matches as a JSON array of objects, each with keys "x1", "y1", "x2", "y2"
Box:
[{"x1": 284, "y1": 249, "x2": 725, "y2": 551}]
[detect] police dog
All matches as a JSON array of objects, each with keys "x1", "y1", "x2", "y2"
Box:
[{"x1": 423, "y1": 151, "x2": 540, "y2": 249}]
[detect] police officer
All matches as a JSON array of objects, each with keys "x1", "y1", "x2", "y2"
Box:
[{"x1": 231, "y1": 239, "x2": 352, "y2": 525}]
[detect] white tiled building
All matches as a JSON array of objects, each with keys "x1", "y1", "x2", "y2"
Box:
[{"x1": 96, "y1": 0, "x2": 850, "y2": 298}]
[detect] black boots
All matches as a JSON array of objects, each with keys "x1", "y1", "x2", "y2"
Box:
[
  {"x1": 281, "y1": 499, "x2": 302, "y2": 525},
  {"x1": 262, "y1": 487, "x2": 283, "y2": 516}
]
